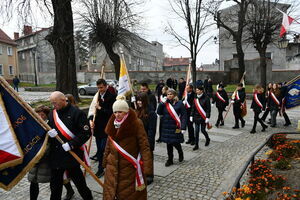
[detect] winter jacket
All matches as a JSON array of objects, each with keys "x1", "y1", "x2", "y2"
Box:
[
  {"x1": 48, "y1": 103, "x2": 91, "y2": 169},
  {"x1": 178, "y1": 81, "x2": 186, "y2": 99},
  {"x1": 88, "y1": 90, "x2": 116, "y2": 138},
  {"x1": 251, "y1": 92, "x2": 266, "y2": 112},
  {"x1": 186, "y1": 91, "x2": 195, "y2": 116},
  {"x1": 103, "y1": 109, "x2": 152, "y2": 200},
  {"x1": 146, "y1": 90, "x2": 157, "y2": 111},
  {"x1": 157, "y1": 100, "x2": 187, "y2": 144},
  {"x1": 232, "y1": 88, "x2": 246, "y2": 108},
  {"x1": 268, "y1": 91, "x2": 282, "y2": 111},
  {"x1": 191, "y1": 93, "x2": 211, "y2": 124},
  {"x1": 212, "y1": 90, "x2": 229, "y2": 110}
]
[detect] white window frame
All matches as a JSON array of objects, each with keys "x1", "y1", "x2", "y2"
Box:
[
  {"x1": 92, "y1": 56, "x2": 97, "y2": 64},
  {"x1": 7, "y1": 46, "x2": 13, "y2": 56},
  {"x1": 9, "y1": 65, "x2": 14, "y2": 75},
  {"x1": 0, "y1": 64, "x2": 3, "y2": 75}
]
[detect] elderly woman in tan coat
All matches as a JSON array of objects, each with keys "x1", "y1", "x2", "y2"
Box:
[{"x1": 103, "y1": 95, "x2": 153, "y2": 200}]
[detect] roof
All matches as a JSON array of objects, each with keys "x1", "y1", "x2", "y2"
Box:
[
  {"x1": 0, "y1": 29, "x2": 17, "y2": 46},
  {"x1": 163, "y1": 57, "x2": 190, "y2": 67},
  {"x1": 14, "y1": 27, "x2": 51, "y2": 41}
]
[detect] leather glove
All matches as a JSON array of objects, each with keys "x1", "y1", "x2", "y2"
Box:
[
  {"x1": 190, "y1": 116, "x2": 193, "y2": 122},
  {"x1": 181, "y1": 130, "x2": 186, "y2": 134},
  {"x1": 62, "y1": 143, "x2": 71, "y2": 151},
  {"x1": 205, "y1": 118, "x2": 209, "y2": 123},
  {"x1": 47, "y1": 129, "x2": 58, "y2": 138},
  {"x1": 161, "y1": 97, "x2": 167, "y2": 103},
  {"x1": 131, "y1": 96, "x2": 136, "y2": 102}
]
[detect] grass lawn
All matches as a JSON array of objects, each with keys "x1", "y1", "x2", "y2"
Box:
[{"x1": 30, "y1": 98, "x2": 93, "y2": 109}]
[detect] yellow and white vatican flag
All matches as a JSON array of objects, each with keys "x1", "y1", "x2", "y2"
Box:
[{"x1": 118, "y1": 54, "x2": 132, "y2": 96}]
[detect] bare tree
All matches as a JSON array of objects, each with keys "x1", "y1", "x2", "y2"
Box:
[
  {"x1": 165, "y1": 0, "x2": 213, "y2": 84},
  {"x1": 246, "y1": 0, "x2": 299, "y2": 87},
  {"x1": 212, "y1": 0, "x2": 251, "y2": 80},
  {"x1": 1, "y1": 0, "x2": 80, "y2": 101},
  {"x1": 79, "y1": 0, "x2": 143, "y2": 79}
]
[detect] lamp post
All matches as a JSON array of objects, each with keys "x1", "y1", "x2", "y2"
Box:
[
  {"x1": 31, "y1": 48, "x2": 38, "y2": 86},
  {"x1": 277, "y1": 37, "x2": 289, "y2": 49},
  {"x1": 214, "y1": 36, "x2": 221, "y2": 71}
]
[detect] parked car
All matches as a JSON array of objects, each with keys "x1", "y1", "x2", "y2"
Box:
[{"x1": 78, "y1": 80, "x2": 119, "y2": 95}]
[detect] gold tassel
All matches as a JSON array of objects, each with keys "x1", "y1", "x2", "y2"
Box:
[{"x1": 135, "y1": 184, "x2": 146, "y2": 191}]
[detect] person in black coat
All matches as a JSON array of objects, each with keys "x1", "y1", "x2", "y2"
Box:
[
  {"x1": 279, "y1": 82, "x2": 291, "y2": 126},
  {"x1": 47, "y1": 91, "x2": 92, "y2": 200},
  {"x1": 166, "y1": 78, "x2": 174, "y2": 89},
  {"x1": 190, "y1": 86, "x2": 211, "y2": 150},
  {"x1": 184, "y1": 84, "x2": 195, "y2": 145},
  {"x1": 157, "y1": 88, "x2": 187, "y2": 167},
  {"x1": 250, "y1": 85, "x2": 268, "y2": 133},
  {"x1": 232, "y1": 83, "x2": 246, "y2": 129},
  {"x1": 135, "y1": 92, "x2": 157, "y2": 185},
  {"x1": 155, "y1": 80, "x2": 165, "y2": 98},
  {"x1": 268, "y1": 83, "x2": 282, "y2": 127},
  {"x1": 140, "y1": 82, "x2": 157, "y2": 111},
  {"x1": 13, "y1": 76, "x2": 20, "y2": 92},
  {"x1": 212, "y1": 84, "x2": 229, "y2": 127},
  {"x1": 261, "y1": 82, "x2": 273, "y2": 122},
  {"x1": 206, "y1": 78, "x2": 213, "y2": 98},
  {"x1": 173, "y1": 78, "x2": 178, "y2": 91},
  {"x1": 88, "y1": 79, "x2": 116, "y2": 177},
  {"x1": 178, "y1": 78, "x2": 186, "y2": 100}
]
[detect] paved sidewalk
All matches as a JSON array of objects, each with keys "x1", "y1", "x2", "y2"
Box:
[{"x1": 0, "y1": 100, "x2": 298, "y2": 199}]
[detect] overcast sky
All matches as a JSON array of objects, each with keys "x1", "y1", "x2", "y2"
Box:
[{"x1": 1, "y1": 0, "x2": 299, "y2": 66}]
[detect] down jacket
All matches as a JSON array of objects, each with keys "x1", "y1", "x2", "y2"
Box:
[
  {"x1": 103, "y1": 109, "x2": 152, "y2": 200},
  {"x1": 157, "y1": 99, "x2": 187, "y2": 144}
]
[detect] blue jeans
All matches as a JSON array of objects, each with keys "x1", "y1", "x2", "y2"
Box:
[
  {"x1": 194, "y1": 122, "x2": 209, "y2": 144},
  {"x1": 95, "y1": 137, "x2": 107, "y2": 172}
]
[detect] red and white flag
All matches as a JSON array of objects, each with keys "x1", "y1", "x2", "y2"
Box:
[
  {"x1": 0, "y1": 96, "x2": 23, "y2": 170},
  {"x1": 183, "y1": 61, "x2": 192, "y2": 108},
  {"x1": 277, "y1": 8, "x2": 294, "y2": 38}
]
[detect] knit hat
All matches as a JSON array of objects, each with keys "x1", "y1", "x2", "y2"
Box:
[{"x1": 113, "y1": 95, "x2": 129, "y2": 113}]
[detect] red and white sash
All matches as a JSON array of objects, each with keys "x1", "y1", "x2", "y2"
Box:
[
  {"x1": 235, "y1": 91, "x2": 240, "y2": 101},
  {"x1": 194, "y1": 99, "x2": 207, "y2": 120},
  {"x1": 216, "y1": 92, "x2": 226, "y2": 103},
  {"x1": 109, "y1": 137, "x2": 145, "y2": 191},
  {"x1": 270, "y1": 92, "x2": 280, "y2": 106},
  {"x1": 159, "y1": 95, "x2": 164, "y2": 103},
  {"x1": 254, "y1": 93, "x2": 263, "y2": 109},
  {"x1": 53, "y1": 110, "x2": 90, "y2": 167},
  {"x1": 165, "y1": 102, "x2": 181, "y2": 129},
  {"x1": 183, "y1": 97, "x2": 191, "y2": 109}
]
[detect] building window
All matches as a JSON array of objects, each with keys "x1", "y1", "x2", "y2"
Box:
[
  {"x1": 0, "y1": 45, "x2": 2, "y2": 55},
  {"x1": 7, "y1": 47, "x2": 13, "y2": 56},
  {"x1": 266, "y1": 52, "x2": 272, "y2": 59},
  {"x1": 9, "y1": 66, "x2": 14, "y2": 75},
  {"x1": 233, "y1": 53, "x2": 238, "y2": 59},
  {"x1": 0, "y1": 64, "x2": 3, "y2": 75},
  {"x1": 92, "y1": 56, "x2": 97, "y2": 64},
  {"x1": 22, "y1": 52, "x2": 25, "y2": 59},
  {"x1": 140, "y1": 59, "x2": 144, "y2": 66}
]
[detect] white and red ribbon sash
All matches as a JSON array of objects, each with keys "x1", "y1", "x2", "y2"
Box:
[
  {"x1": 109, "y1": 137, "x2": 145, "y2": 191},
  {"x1": 159, "y1": 95, "x2": 163, "y2": 103},
  {"x1": 183, "y1": 98, "x2": 191, "y2": 109},
  {"x1": 270, "y1": 92, "x2": 280, "y2": 106},
  {"x1": 235, "y1": 91, "x2": 240, "y2": 101},
  {"x1": 254, "y1": 93, "x2": 263, "y2": 109},
  {"x1": 53, "y1": 110, "x2": 90, "y2": 167},
  {"x1": 216, "y1": 92, "x2": 226, "y2": 103},
  {"x1": 165, "y1": 102, "x2": 181, "y2": 129},
  {"x1": 194, "y1": 99, "x2": 207, "y2": 120}
]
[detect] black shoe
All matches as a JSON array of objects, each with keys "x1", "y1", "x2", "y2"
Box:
[
  {"x1": 63, "y1": 190, "x2": 74, "y2": 200},
  {"x1": 190, "y1": 141, "x2": 195, "y2": 145},
  {"x1": 205, "y1": 138, "x2": 210, "y2": 146},
  {"x1": 262, "y1": 125, "x2": 268, "y2": 132},
  {"x1": 156, "y1": 139, "x2": 161, "y2": 143},
  {"x1": 186, "y1": 140, "x2": 191, "y2": 144},
  {"x1": 165, "y1": 160, "x2": 173, "y2": 167},
  {"x1": 146, "y1": 176, "x2": 154, "y2": 185},
  {"x1": 241, "y1": 120, "x2": 245, "y2": 128},
  {"x1": 95, "y1": 170, "x2": 105, "y2": 178},
  {"x1": 179, "y1": 152, "x2": 184, "y2": 162},
  {"x1": 215, "y1": 123, "x2": 219, "y2": 128},
  {"x1": 220, "y1": 122, "x2": 224, "y2": 126},
  {"x1": 232, "y1": 126, "x2": 239, "y2": 129},
  {"x1": 193, "y1": 145, "x2": 199, "y2": 151},
  {"x1": 250, "y1": 130, "x2": 256, "y2": 134},
  {"x1": 284, "y1": 123, "x2": 291, "y2": 126},
  {"x1": 267, "y1": 121, "x2": 271, "y2": 125}
]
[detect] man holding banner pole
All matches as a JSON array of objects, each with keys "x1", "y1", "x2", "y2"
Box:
[{"x1": 47, "y1": 91, "x2": 93, "y2": 200}]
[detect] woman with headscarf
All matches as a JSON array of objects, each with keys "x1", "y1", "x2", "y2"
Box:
[
  {"x1": 103, "y1": 95, "x2": 152, "y2": 200},
  {"x1": 157, "y1": 89, "x2": 187, "y2": 167}
]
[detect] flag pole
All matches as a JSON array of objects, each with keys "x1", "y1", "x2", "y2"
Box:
[{"x1": 0, "y1": 76, "x2": 104, "y2": 188}]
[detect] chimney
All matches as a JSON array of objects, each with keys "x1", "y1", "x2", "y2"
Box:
[
  {"x1": 14, "y1": 32, "x2": 19, "y2": 40},
  {"x1": 23, "y1": 25, "x2": 33, "y2": 36}
]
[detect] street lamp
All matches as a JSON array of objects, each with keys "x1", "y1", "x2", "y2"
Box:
[
  {"x1": 277, "y1": 37, "x2": 289, "y2": 49},
  {"x1": 31, "y1": 48, "x2": 38, "y2": 86}
]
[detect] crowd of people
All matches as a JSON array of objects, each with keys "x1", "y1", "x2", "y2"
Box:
[{"x1": 28, "y1": 77, "x2": 292, "y2": 200}]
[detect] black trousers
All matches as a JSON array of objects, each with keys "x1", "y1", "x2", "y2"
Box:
[
  {"x1": 261, "y1": 107, "x2": 270, "y2": 121},
  {"x1": 270, "y1": 109, "x2": 278, "y2": 126},
  {"x1": 283, "y1": 112, "x2": 291, "y2": 124},
  {"x1": 216, "y1": 107, "x2": 224, "y2": 125},
  {"x1": 233, "y1": 105, "x2": 244, "y2": 126},
  {"x1": 252, "y1": 111, "x2": 266, "y2": 131},
  {"x1": 50, "y1": 166, "x2": 92, "y2": 200},
  {"x1": 167, "y1": 143, "x2": 183, "y2": 161},
  {"x1": 187, "y1": 120, "x2": 195, "y2": 142},
  {"x1": 195, "y1": 122, "x2": 209, "y2": 144}
]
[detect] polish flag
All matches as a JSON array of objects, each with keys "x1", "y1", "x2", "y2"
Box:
[
  {"x1": 0, "y1": 101, "x2": 23, "y2": 170},
  {"x1": 277, "y1": 8, "x2": 294, "y2": 38}
]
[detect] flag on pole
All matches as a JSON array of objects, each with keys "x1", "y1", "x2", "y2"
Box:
[
  {"x1": 118, "y1": 55, "x2": 131, "y2": 96},
  {"x1": 183, "y1": 62, "x2": 192, "y2": 107},
  {"x1": 0, "y1": 77, "x2": 48, "y2": 191},
  {"x1": 285, "y1": 75, "x2": 300, "y2": 109},
  {"x1": 276, "y1": 8, "x2": 295, "y2": 38}
]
